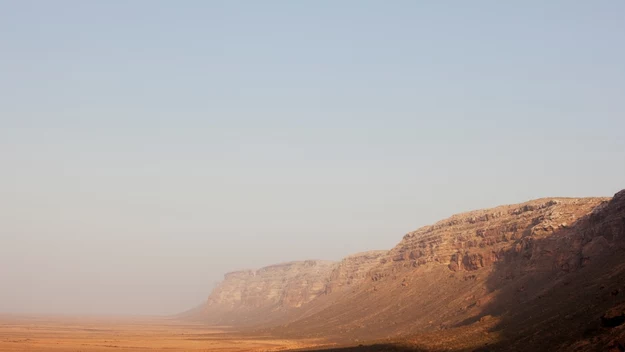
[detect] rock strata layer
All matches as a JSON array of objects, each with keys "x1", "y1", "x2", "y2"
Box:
[{"x1": 196, "y1": 190, "x2": 625, "y2": 351}]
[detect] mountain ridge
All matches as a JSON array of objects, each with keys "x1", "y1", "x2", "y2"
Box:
[{"x1": 193, "y1": 190, "x2": 625, "y2": 351}]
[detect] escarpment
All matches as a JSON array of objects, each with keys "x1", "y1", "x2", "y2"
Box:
[
  {"x1": 384, "y1": 197, "x2": 608, "y2": 274},
  {"x1": 202, "y1": 260, "x2": 336, "y2": 325},
  {"x1": 325, "y1": 250, "x2": 387, "y2": 294},
  {"x1": 195, "y1": 190, "x2": 625, "y2": 351},
  {"x1": 207, "y1": 260, "x2": 335, "y2": 309},
  {"x1": 200, "y1": 251, "x2": 389, "y2": 326}
]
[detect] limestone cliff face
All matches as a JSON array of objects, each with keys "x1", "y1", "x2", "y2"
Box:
[
  {"x1": 197, "y1": 190, "x2": 625, "y2": 351},
  {"x1": 325, "y1": 250, "x2": 387, "y2": 293},
  {"x1": 377, "y1": 197, "x2": 609, "y2": 276},
  {"x1": 276, "y1": 193, "x2": 624, "y2": 343},
  {"x1": 204, "y1": 260, "x2": 336, "y2": 321},
  {"x1": 201, "y1": 251, "x2": 387, "y2": 325}
]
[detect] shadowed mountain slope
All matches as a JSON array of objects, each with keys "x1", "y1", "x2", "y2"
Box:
[{"x1": 195, "y1": 190, "x2": 625, "y2": 351}]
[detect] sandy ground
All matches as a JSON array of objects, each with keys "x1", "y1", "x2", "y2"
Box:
[{"x1": 0, "y1": 315, "x2": 321, "y2": 352}]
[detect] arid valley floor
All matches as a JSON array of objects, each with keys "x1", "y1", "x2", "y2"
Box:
[
  {"x1": 0, "y1": 315, "x2": 326, "y2": 352},
  {"x1": 0, "y1": 314, "x2": 503, "y2": 352}
]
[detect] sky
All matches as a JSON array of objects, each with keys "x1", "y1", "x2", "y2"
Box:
[{"x1": 0, "y1": 0, "x2": 624, "y2": 315}]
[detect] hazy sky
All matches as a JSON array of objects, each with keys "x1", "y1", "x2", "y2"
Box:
[{"x1": 1, "y1": 1, "x2": 624, "y2": 315}]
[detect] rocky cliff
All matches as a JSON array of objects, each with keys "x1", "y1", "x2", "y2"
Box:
[
  {"x1": 202, "y1": 260, "x2": 335, "y2": 325},
  {"x1": 325, "y1": 250, "x2": 387, "y2": 294},
  {"x1": 208, "y1": 260, "x2": 334, "y2": 309},
  {"x1": 201, "y1": 252, "x2": 389, "y2": 325},
  {"x1": 383, "y1": 196, "x2": 607, "y2": 274},
  {"x1": 196, "y1": 190, "x2": 625, "y2": 351}
]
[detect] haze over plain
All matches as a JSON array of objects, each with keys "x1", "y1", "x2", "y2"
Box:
[{"x1": 1, "y1": 0, "x2": 624, "y2": 315}]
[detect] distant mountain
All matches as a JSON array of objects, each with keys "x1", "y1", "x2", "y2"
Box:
[{"x1": 191, "y1": 189, "x2": 625, "y2": 351}]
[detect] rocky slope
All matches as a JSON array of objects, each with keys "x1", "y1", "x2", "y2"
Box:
[
  {"x1": 196, "y1": 190, "x2": 625, "y2": 351},
  {"x1": 325, "y1": 251, "x2": 387, "y2": 294},
  {"x1": 201, "y1": 251, "x2": 389, "y2": 326},
  {"x1": 202, "y1": 260, "x2": 335, "y2": 325}
]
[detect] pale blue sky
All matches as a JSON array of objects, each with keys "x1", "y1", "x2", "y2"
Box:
[{"x1": 1, "y1": 1, "x2": 624, "y2": 315}]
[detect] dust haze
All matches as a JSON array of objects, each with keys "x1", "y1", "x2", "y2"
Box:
[
  {"x1": 1, "y1": 0, "x2": 624, "y2": 318},
  {"x1": 1, "y1": 1, "x2": 625, "y2": 351}
]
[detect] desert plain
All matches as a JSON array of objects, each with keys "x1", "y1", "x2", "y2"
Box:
[{"x1": 0, "y1": 315, "x2": 322, "y2": 352}]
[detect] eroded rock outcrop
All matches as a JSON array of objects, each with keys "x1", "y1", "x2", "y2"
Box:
[
  {"x1": 275, "y1": 193, "x2": 624, "y2": 344},
  {"x1": 384, "y1": 197, "x2": 607, "y2": 274},
  {"x1": 195, "y1": 189, "x2": 625, "y2": 351},
  {"x1": 325, "y1": 251, "x2": 387, "y2": 294},
  {"x1": 207, "y1": 260, "x2": 335, "y2": 310}
]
